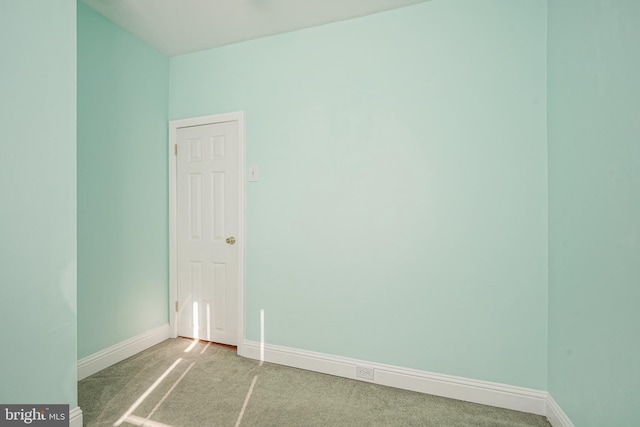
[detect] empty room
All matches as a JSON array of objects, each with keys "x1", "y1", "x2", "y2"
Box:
[{"x1": 1, "y1": 1, "x2": 638, "y2": 426}]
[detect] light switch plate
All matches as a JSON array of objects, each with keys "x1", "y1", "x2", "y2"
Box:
[{"x1": 248, "y1": 166, "x2": 259, "y2": 182}]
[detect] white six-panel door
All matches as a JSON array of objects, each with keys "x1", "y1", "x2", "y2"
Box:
[{"x1": 176, "y1": 121, "x2": 239, "y2": 345}]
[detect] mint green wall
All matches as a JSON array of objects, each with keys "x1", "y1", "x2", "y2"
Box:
[
  {"x1": 0, "y1": 0, "x2": 77, "y2": 406},
  {"x1": 77, "y1": 2, "x2": 169, "y2": 358},
  {"x1": 548, "y1": 1, "x2": 640, "y2": 425},
  {"x1": 170, "y1": 0, "x2": 548, "y2": 389}
]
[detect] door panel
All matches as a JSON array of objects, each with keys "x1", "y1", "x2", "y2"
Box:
[{"x1": 176, "y1": 121, "x2": 238, "y2": 345}]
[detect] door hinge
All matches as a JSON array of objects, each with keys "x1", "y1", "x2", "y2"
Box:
[
  {"x1": 175, "y1": 301, "x2": 179, "y2": 312},
  {"x1": 174, "y1": 144, "x2": 177, "y2": 155}
]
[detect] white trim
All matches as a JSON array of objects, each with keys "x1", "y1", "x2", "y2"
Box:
[
  {"x1": 77, "y1": 324, "x2": 171, "y2": 380},
  {"x1": 240, "y1": 340, "x2": 548, "y2": 416},
  {"x1": 69, "y1": 407, "x2": 83, "y2": 427},
  {"x1": 546, "y1": 394, "x2": 575, "y2": 427},
  {"x1": 168, "y1": 112, "x2": 246, "y2": 353}
]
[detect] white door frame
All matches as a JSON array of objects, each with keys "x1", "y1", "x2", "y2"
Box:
[{"x1": 168, "y1": 112, "x2": 245, "y2": 352}]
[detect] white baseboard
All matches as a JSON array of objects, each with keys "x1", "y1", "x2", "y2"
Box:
[
  {"x1": 69, "y1": 406, "x2": 83, "y2": 427},
  {"x1": 78, "y1": 324, "x2": 171, "y2": 380},
  {"x1": 239, "y1": 340, "x2": 548, "y2": 416},
  {"x1": 546, "y1": 394, "x2": 575, "y2": 427}
]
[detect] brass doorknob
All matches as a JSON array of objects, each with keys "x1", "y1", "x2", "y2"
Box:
[{"x1": 226, "y1": 236, "x2": 236, "y2": 245}]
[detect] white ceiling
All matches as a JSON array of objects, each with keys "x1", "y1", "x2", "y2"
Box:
[{"x1": 81, "y1": 0, "x2": 431, "y2": 57}]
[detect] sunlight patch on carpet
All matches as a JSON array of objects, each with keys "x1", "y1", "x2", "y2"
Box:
[{"x1": 113, "y1": 358, "x2": 183, "y2": 426}]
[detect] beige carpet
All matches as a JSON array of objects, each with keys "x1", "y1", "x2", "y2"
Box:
[{"x1": 79, "y1": 338, "x2": 551, "y2": 427}]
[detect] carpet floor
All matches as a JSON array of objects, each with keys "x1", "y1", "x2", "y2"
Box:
[{"x1": 79, "y1": 338, "x2": 551, "y2": 427}]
